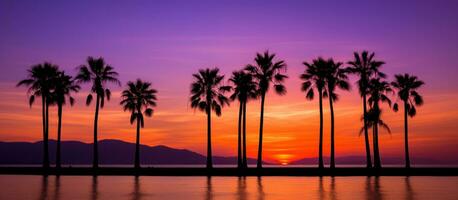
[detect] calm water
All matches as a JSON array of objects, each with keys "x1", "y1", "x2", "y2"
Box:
[{"x1": 0, "y1": 175, "x2": 457, "y2": 200}]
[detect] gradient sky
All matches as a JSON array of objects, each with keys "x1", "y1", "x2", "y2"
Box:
[{"x1": 1, "y1": 0, "x2": 458, "y2": 164}]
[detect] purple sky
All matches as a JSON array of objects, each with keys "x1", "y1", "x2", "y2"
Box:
[
  {"x1": 1, "y1": 0, "x2": 458, "y2": 162},
  {"x1": 1, "y1": 0, "x2": 457, "y2": 90}
]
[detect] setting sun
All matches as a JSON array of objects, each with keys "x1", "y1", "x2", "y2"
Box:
[{"x1": 274, "y1": 154, "x2": 294, "y2": 165}]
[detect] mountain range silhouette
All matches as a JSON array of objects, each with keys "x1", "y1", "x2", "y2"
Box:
[
  {"x1": 0, "y1": 139, "x2": 262, "y2": 165},
  {"x1": 0, "y1": 139, "x2": 455, "y2": 166}
]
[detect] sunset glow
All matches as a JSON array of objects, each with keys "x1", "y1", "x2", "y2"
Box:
[{"x1": 1, "y1": 1, "x2": 458, "y2": 165}]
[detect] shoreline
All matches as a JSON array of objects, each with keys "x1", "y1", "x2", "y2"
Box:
[{"x1": 0, "y1": 167, "x2": 457, "y2": 176}]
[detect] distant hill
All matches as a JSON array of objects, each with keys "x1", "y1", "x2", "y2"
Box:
[
  {"x1": 0, "y1": 140, "x2": 262, "y2": 165},
  {"x1": 289, "y1": 155, "x2": 458, "y2": 166},
  {"x1": 1, "y1": 140, "x2": 456, "y2": 166}
]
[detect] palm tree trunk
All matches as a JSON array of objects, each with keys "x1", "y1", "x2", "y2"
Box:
[
  {"x1": 318, "y1": 89, "x2": 324, "y2": 169},
  {"x1": 374, "y1": 103, "x2": 382, "y2": 169},
  {"x1": 242, "y1": 101, "x2": 248, "y2": 168},
  {"x1": 329, "y1": 92, "x2": 335, "y2": 169},
  {"x1": 404, "y1": 101, "x2": 410, "y2": 168},
  {"x1": 44, "y1": 99, "x2": 50, "y2": 170},
  {"x1": 362, "y1": 94, "x2": 372, "y2": 168},
  {"x1": 372, "y1": 125, "x2": 378, "y2": 168},
  {"x1": 206, "y1": 105, "x2": 213, "y2": 169},
  {"x1": 93, "y1": 95, "x2": 100, "y2": 169},
  {"x1": 41, "y1": 96, "x2": 49, "y2": 170},
  {"x1": 237, "y1": 102, "x2": 243, "y2": 168},
  {"x1": 135, "y1": 113, "x2": 141, "y2": 169},
  {"x1": 257, "y1": 92, "x2": 266, "y2": 169},
  {"x1": 56, "y1": 103, "x2": 63, "y2": 169},
  {"x1": 373, "y1": 120, "x2": 382, "y2": 168}
]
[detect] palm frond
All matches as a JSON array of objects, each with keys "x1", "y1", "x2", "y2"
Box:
[
  {"x1": 393, "y1": 103, "x2": 399, "y2": 112},
  {"x1": 120, "y1": 79, "x2": 158, "y2": 124},
  {"x1": 76, "y1": 57, "x2": 119, "y2": 108},
  {"x1": 190, "y1": 67, "x2": 230, "y2": 116},
  {"x1": 28, "y1": 95, "x2": 35, "y2": 107},
  {"x1": 130, "y1": 113, "x2": 137, "y2": 124},
  {"x1": 86, "y1": 94, "x2": 93, "y2": 105}
]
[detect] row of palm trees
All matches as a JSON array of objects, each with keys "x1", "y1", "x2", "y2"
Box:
[
  {"x1": 190, "y1": 52, "x2": 288, "y2": 169},
  {"x1": 18, "y1": 57, "x2": 157, "y2": 170},
  {"x1": 18, "y1": 50, "x2": 424, "y2": 171},
  {"x1": 189, "y1": 51, "x2": 424, "y2": 169},
  {"x1": 18, "y1": 63, "x2": 80, "y2": 169}
]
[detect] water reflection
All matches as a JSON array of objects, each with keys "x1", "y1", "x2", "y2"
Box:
[
  {"x1": 317, "y1": 176, "x2": 338, "y2": 200},
  {"x1": 405, "y1": 177, "x2": 414, "y2": 200},
  {"x1": 91, "y1": 176, "x2": 98, "y2": 200},
  {"x1": 237, "y1": 177, "x2": 247, "y2": 200},
  {"x1": 205, "y1": 176, "x2": 213, "y2": 200},
  {"x1": 330, "y1": 177, "x2": 336, "y2": 200},
  {"x1": 257, "y1": 177, "x2": 265, "y2": 200},
  {"x1": 319, "y1": 177, "x2": 325, "y2": 199},
  {"x1": 54, "y1": 176, "x2": 61, "y2": 200},
  {"x1": 374, "y1": 177, "x2": 383, "y2": 200},
  {"x1": 5, "y1": 175, "x2": 436, "y2": 200},
  {"x1": 365, "y1": 176, "x2": 372, "y2": 199},
  {"x1": 365, "y1": 177, "x2": 383, "y2": 200},
  {"x1": 38, "y1": 176, "x2": 48, "y2": 200},
  {"x1": 131, "y1": 176, "x2": 142, "y2": 200}
]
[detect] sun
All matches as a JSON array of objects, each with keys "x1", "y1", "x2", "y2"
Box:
[{"x1": 274, "y1": 154, "x2": 294, "y2": 166}]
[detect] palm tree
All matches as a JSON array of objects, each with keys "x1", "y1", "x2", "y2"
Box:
[
  {"x1": 367, "y1": 78, "x2": 393, "y2": 168},
  {"x1": 120, "y1": 79, "x2": 157, "y2": 169},
  {"x1": 391, "y1": 74, "x2": 424, "y2": 168},
  {"x1": 300, "y1": 57, "x2": 328, "y2": 169},
  {"x1": 229, "y1": 70, "x2": 258, "y2": 168},
  {"x1": 324, "y1": 59, "x2": 350, "y2": 169},
  {"x1": 49, "y1": 71, "x2": 80, "y2": 169},
  {"x1": 190, "y1": 68, "x2": 231, "y2": 169},
  {"x1": 348, "y1": 51, "x2": 386, "y2": 168},
  {"x1": 75, "y1": 57, "x2": 120, "y2": 169},
  {"x1": 360, "y1": 109, "x2": 391, "y2": 139},
  {"x1": 245, "y1": 51, "x2": 287, "y2": 168},
  {"x1": 17, "y1": 63, "x2": 59, "y2": 170},
  {"x1": 362, "y1": 107, "x2": 392, "y2": 169}
]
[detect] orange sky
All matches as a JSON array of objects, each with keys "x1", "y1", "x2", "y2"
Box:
[{"x1": 1, "y1": 80, "x2": 457, "y2": 164}]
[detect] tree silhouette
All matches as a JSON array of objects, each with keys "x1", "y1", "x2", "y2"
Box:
[
  {"x1": 229, "y1": 70, "x2": 258, "y2": 168},
  {"x1": 367, "y1": 78, "x2": 393, "y2": 168},
  {"x1": 361, "y1": 106, "x2": 391, "y2": 169},
  {"x1": 17, "y1": 63, "x2": 59, "y2": 170},
  {"x1": 120, "y1": 79, "x2": 157, "y2": 169},
  {"x1": 301, "y1": 57, "x2": 328, "y2": 169},
  {"x1": 245, "y1": 51, "x2": 287, "y2": 168},
  {"x1": 363, "y1": 108, "x2": 391, "y2": 136},
  {"x1": 392, "y1": 74, "x2": 424, "y2": 168},
  {"x1": 75, "y1": 57, "x2": 120, "y2": 169},
  {"x1": 49, "y1": 71, "x2": 80, "y2": 169},
  {"x1": 190, "y1": 68, "x2": 231, "y2": 169},
  {"x1": 324, "y1": 59, "x2": 350, "y2": 169},
  {"x1": 348, "y1": 51, "x2": 386, "y2": 168}
]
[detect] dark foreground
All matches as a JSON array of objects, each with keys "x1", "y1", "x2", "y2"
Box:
[{"x1": 0, "y1": 167, "x2": 457, "y2": 176}]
